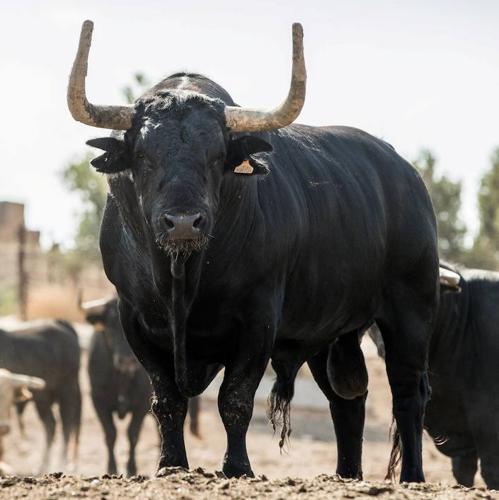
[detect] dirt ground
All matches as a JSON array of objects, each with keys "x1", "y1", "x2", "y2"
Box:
[{"x1": 0, "y1": 338, "x2": 494, "y2": 498}]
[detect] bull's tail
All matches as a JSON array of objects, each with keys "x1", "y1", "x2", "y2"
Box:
[
  {"x1": 385, "y1": 418, "x2": 401, "y2": 481},
  {"x1": 267, "y1": 370, "x2": 296, "y2": 450}
]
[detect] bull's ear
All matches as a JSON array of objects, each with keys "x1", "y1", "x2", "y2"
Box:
[
  {"x1": 226, "y1": 136, "x2": 273, "y2": 176},
  {"x1": 86, "y1": 137, "x2": 130, "y2": 174}
]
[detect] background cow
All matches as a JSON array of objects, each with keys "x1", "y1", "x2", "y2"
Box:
[
  {"x1": 0, "y1": 320, "x2": 81, "y2": 472},
  {"x1": 425, "y1": 264, "x2": 499, "y2": 489},
  {"x1": 83, "y1": 297, "x2": 200, "y2": 476},
  {"x1": 0, "y1": 368, "x2": 45, "y2": 468},
  {"x1": 368, "y1": 264, "x2": 499, "y2": 488}
]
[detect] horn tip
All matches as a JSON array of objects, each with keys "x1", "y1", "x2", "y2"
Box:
[
  {"x1": 292, "y1": 23, "x2": 303, "y2": 37},
  {"x1": 82, "y1": 19, "x2": 94, "y2": 33}
]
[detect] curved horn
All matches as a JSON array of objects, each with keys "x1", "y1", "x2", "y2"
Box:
[
  {"x1": 439, "y1": 267, "x2": 461, "y2": 291},
  {"x1": 67, "y1": 20, "x2": 134, "y2": 130},
  {"x1": 80, "y1": 297, "x2": 111, "y2": 315},
  {"x1": 224, "y1": 23, "x2": 306, "y2": 132}
]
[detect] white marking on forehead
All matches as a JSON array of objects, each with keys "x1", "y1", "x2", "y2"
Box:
[
  {"x1": 140, "y1": 119, "x2": 164, "y2": 140},
  {"x1": 178, "y1": 76, "x2": 189, "y2": 90}
]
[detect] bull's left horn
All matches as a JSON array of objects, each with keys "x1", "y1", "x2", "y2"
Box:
[
  {"x1": 224, "y1": 23, "x2": 306, "y2": 132},
  {"x1": 67, "y1": 20, "x2": 134, "y2": 130}
]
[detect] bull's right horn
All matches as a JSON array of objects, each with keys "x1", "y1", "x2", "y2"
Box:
[{"x1": 67, "y1": 20, "x2": 134, "y2": 130}]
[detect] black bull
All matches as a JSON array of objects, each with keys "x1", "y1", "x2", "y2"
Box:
[
  {"x1": 369, "y1": 265, "x2": 499, "y2": 489},
  {"x1": 70, "y1": 25, "x2": 439, "y2": 482},
  {"x1": 426, "y1": 266, "x2": 499, "y2": 489}
]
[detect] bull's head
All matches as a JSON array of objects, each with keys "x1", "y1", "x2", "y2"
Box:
[
  {"x1": 67, "y1": 21, "x2": 306, "y2": 256},
  {"x1": 81, "y1": 297, "x2": 139, "y2": 375},
  {"x1": 0, "y1": 369, "x2": 45, "y2": 436}
]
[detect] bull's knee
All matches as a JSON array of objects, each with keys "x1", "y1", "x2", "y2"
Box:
[{"x1": 327, "y1": 332, "x2": 368, "y2": 400}]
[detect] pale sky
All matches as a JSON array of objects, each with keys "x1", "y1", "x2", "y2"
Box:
[{"x1": 1, "y1": 0, "x2": 498, "y2": 248}]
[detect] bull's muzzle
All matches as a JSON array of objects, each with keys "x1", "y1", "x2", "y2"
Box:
[{"x1": 161, "y1": 213, "x2": 204, "y2": 241}]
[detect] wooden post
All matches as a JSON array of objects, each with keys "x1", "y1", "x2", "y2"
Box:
[{"x1": 17, "y1": 224, "x2": 27, "y2": 320}]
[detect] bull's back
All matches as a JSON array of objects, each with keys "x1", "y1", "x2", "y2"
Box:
[
  {"x1": 257, "y1": 125, "x2": 436, "y2": 337},
  {"x1": 0, "y1": 321, "x2": 80, "y2": 387}
]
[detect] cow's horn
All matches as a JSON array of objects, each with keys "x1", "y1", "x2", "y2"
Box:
[
  {"x1": 67, "y1": 20, "x2": 134, "y2": 130},
  {"x1": 224, "y1": 23, "x2": 306, "y2": 132},
  {"x1": 439, "y1": 267, "x2": 461, "y2": 290},
  {"x1": 80, "y1": 297, "x2": 109, "y2": 314}
]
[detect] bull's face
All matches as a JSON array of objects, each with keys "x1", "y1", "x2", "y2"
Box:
[
  {"x1": 70, "y1": 21, "x2": 305, "y2": 257},
  {"x1": 87, "y1": 91, "x2": 272, "y2": 257},
  {"x1": 85, "y1": 299, "x2": 139, "y2": 375}
]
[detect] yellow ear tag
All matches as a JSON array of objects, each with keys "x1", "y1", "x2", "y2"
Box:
[{"x1": 234, "y1": 160, "x2": 254, "y2": 175}]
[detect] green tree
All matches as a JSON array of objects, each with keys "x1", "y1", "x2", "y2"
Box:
[
  {"x1": 467, "y1": 147, "x2": 499, "y2": 269},
  {"x1": 62, "y1": 153, "x2": 108, "y2": 262},
  {"x1": 413, "y1": 149, "x2": 467, "y2": 262},
  {"x1": 122, "y1": 72, "x2": 151, "y2": 104}
]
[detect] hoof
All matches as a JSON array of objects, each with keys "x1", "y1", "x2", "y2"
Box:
[
  {"x1": 156, "y1": 466, "x2": 188, "y2": 477},
  {"x1": 222, "y1": 461, "x2": 254, "y2": 479}
]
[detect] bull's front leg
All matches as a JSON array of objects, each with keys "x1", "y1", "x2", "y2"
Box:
[
  {"x1": 151, "y1": 367, "x2": 189, "y2": 471},
  {"x1": 119, "y1": 302, "x2": 189, "y2": 471},
  {"x1": 218, "y1": 322, "x2": 273, "y2": 478}
]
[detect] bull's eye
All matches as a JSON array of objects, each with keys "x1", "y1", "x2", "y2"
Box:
[{"x1": 136, "y1": 151, "x2": 145, "y2": 160}]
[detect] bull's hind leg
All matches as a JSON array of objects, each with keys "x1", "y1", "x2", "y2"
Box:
[
  {"x1": 126, "y1": 410, "x2": 147, "y2": 476},
  {"x1": 93, "y1": 400, "x2": 118, "y2": 475},
  {"x1": 377, "y1": 279, "x2": 437, "y2": 483},
  {"x1": 34, "y1": 397, "x2": 56, "y2": 473},
  {"x1": 58, "y1": 381, "x2": 80, "y2": 471},
  {"x1": 308, "y1": 345, "x2": 366, "y2": 479}
]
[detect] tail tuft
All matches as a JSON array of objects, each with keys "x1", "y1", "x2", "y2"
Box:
[
  {"x1": 385, "y1": 418, "x2": 402, "y2": 481},
  {"x1": 267, "y1": 374, "x2": 295, "y2": 450}
]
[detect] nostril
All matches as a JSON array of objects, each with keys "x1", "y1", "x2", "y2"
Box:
[
  {"x1": 163, "y1": 215, "x2": 175, "y2": 230},
  {"x1": 192, "y1": 213, "x2": 203, "y2": 229}
]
